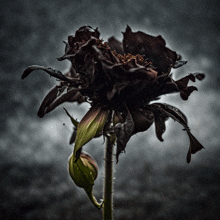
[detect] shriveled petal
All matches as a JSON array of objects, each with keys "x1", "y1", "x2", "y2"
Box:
[
  {"x1": 122, "y1": 25, "x2": 178, "y2": 73},
  {"x1": 151, "y1": 108, "x2": 168, "y2": 141},
  {"x1": 131, "y1": 108, "x2": 154, "y2": 134},
  {"x1": 114, "y1": 107, "x2": 135, "y2": 163},
  {"x1": 175, "y1": 74, "x2": 198, "y2": 100},
  {"x1": 151, "y1": 103, "x2": 204, "y2": 162},
  {"x1": 44, "y1": 89, "x2": 85, "y2": 115},
  {"x1": 37, "y1": 86, "x2": 59, "y2": 118},
  {"x1": 186, "y1": 131, "x2": 205, "y2": 163},
  {"x1": 108, "y1": 36, "x2": 124, "y2": 54},
  {"x1": 22, "y1": 65, "x2": 70, "y2": 82}
]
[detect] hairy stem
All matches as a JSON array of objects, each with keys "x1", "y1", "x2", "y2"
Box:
[{"x1": 103, "y1": 135, "x2": 115, "y2": 220}]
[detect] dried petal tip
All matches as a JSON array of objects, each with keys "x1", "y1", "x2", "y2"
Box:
[
  {"x1": 195, "y1": 73, "x2": 205, "y2": 80},
  {"x1": 186, "y1": 131, "x2": 205, "y2": 163}
]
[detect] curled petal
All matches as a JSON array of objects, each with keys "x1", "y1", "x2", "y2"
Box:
[
  {"x1": 151, "y1": 108, "x2": 168, "y2": 141},
  {"x1": 22, "y1": 65, "x2": 70, "y2": 82},
  {"x1": 131, "y1": 108, "x2": 154, "y2": 134},
  {"x1": 195, "y1": 73, "x2": 205, "y2": 80},
  {"x1": 173, "y1": 60, "x2": 187, "y2": 69},
  {"x1": 45, "y1": 89, "x2": 85, "y2": 115},
  {"x1": 175, "y1": 74, "x2": 197, "y2": 100},
  {"x1": 37, "y1": 86, "x2": 59, "y2": 118},
  {"x1": 114, "y1": 107, "x2": 135, "y2": 163},
  {"x1": 122, "y1": 25, "x2": 178, "y2": 73},
  {"x1": 186, "y1": 131, "x2": 205, "y2": 163},
  {"x1": 151, "y1": 103, "x2": 204, "y2": 162},
  {"x1": 108, "y1": 36, "x2": 124, "y2": 54}
]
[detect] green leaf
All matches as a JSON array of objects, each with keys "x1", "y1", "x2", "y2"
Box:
[{"x1": 74, "y1": 105, "x2": 109, "y2": 160}]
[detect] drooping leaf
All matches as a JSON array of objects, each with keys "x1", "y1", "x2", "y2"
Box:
[
  {"x1": 74, "y1": 105, "x2": 109, "y2": 161},
  {"x1": 114, "y1": 107, "x2": 135, "y2": 163}
]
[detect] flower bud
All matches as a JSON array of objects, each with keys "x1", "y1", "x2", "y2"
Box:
[{"x1": 68, "y1": 152, "x2": 98, "y2": 190}]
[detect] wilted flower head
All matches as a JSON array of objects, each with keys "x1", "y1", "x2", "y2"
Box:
[{"x1": 22, "y1": 25, "x2": 205, "y2": 163}]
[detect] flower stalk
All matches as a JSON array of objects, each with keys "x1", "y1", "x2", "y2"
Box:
[{"x1": 103, "y1": 134, "x2": 115, "y2": 220}]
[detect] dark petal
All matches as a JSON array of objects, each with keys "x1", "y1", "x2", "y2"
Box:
[
  {"x1": 45, "y1": 89, "x2": 85, "y2": 115},
  {"x1": 107, "y1": 81, "x2": 130, "y2": 100},
  {"x1": 74, "y1": 26, "x2": 100, "y2": 42},
  {"x1": 114, "y1": 107, "x2": 135, "y2": 163},
  {"x1": 173, "y1": 60, "x2": 187, "y2": 69},
  {"x1": 180, "y1": 86, "x2": 197, "y2": 100},
  {"x1": 131, "y1": 108, "x2": 154, "y2": 134},
  {"x1": 186, "y1": 131, "x2": 205, "y2": 163},
  {"x1": 122, "y1": 25, "x2": 178, "y2": 73},
  {"x1": 22, "y1": 65, "x2": 70, "y2": 82},
  {"x1": 37, "y1": 86, "x2": 59, "y2": 118},
  {"x1": 152, "y1": 103, "x2": 188, "y2": 128},
  {"x1": 108, "y1": 36, "x2": 124, "y2": 54},
  {"x1": 175, "y1": 74, "x2": 198, "y2": 100},
  {"x1": 65, "y1": 66, "x2": 77, "y2": 78},
  {"x1": 151, "y1": 103, "x2": 204, "y2": 162},
  {"x1": 195, "y1": 73, "x2": 205, "y2": 80},
  {"x1": 151, "y1": 108, "x2": 168, "y2": 141}
]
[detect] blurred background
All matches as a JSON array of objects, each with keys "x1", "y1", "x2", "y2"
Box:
[{"x1": 1, "y1": 0, "x2": 220, "y2": 219}]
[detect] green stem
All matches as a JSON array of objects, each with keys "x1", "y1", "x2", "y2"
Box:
[
  {"x1": 103, "y1": 135, "x2": 115, "y2": 220},
  {"x1": 85, "y1": 188, "x2": 102, "y2": 209}
]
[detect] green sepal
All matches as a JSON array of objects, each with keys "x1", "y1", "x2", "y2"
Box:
[
  {"x1": 63, "y1": 107, "x2": 79, "y2": 127},
  {"x1": 68, "y1": 153, "x2": 102, "y2": 209},
  {"x1": 74, "y1": 105, "x2": 109, "y2": 160}
]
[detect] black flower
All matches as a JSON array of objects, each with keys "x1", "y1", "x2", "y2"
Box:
[{"x1": 22, "y1": 25, "x2": 205, "y2": 163}]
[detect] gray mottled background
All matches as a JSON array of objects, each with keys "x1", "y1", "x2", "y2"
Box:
[{"x1": 1, "y1": 0, "x2": 220, "y2": 219}]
